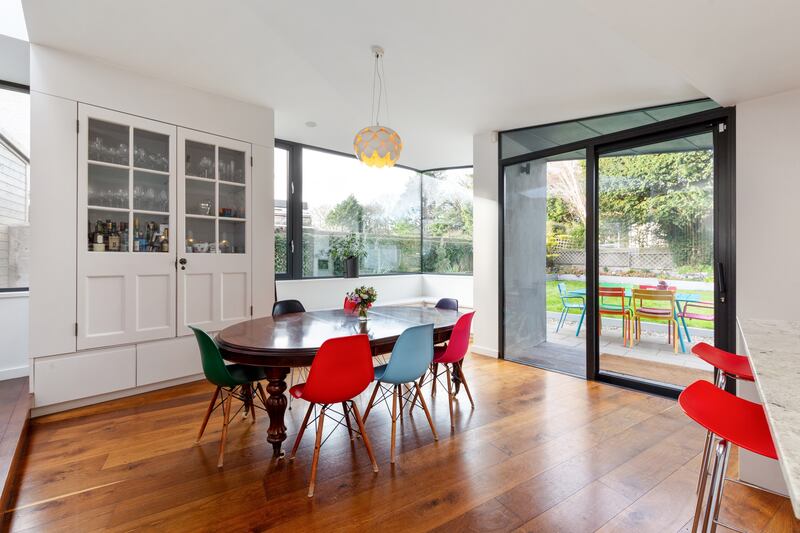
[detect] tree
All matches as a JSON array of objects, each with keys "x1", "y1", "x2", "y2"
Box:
[
  {"x1": 325, "y1": 194, "x2": 365, "y2": 232},
  {"x1": 599, "y1": 150, "x2": 713, "y2": 266}
]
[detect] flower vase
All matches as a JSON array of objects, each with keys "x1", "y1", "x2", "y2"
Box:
[{"x1": 358, "y1": 306, "x2": 368, "y2": 321}]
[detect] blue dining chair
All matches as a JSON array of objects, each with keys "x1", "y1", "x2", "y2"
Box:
[
  {"x1": 362, "y1": 323, "x2": 438, "y2": 463},
  {"x1": 555, "y1": 282, "x2": 586, "y2": 336}
]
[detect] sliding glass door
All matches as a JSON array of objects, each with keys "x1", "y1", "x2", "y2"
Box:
[
  {"x1": 596, "y1": 131, "x2": 716, "y2": 388},
  {"x1": 499, "y1": 104, "x2": 735, "y2": 396},
  {"x1": 503, "y1": 150, "x2": 587, "y2": 376}
]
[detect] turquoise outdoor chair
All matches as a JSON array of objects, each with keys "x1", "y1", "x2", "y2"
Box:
[
  {"x1": 189, "y1": 326, "x2": 267, "y2": 468},
  {"x1": 362, "y1": 323, "x2": 438, "y2": 463},
  {"x1": 555, "y1": 282, "x2": 586, "y2": 336}
]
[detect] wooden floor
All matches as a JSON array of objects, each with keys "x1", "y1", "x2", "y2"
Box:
[
  {"x1": 600, "y1": 353, "x2": 713, "y2": 389},
  {"x1": 3, "y1": 356, "x2": 798, "y2": 532}
]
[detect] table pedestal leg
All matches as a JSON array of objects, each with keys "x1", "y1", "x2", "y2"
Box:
[{"x1": 265, "y1": 367, "x2": 289, "y2": 457}]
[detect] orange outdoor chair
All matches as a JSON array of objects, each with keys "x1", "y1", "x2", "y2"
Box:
[
  {"x1": 598, "y1": 287, "x2": 633, "y2": 348},
  {"x1": 631, "y1": 288, "x2": 678, "y2": 353}
]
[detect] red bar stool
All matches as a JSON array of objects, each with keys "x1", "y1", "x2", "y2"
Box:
[
  {"x1": 679, "y1": 380, "x2": 777, "y2": 533},
  {"x1": 691, "y1": 342, "x2": 756, "y2": 494}
]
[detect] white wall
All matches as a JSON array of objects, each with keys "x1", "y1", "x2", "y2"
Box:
[
  {"x1": 736, "y1": 88, "x2": 800, "y2": 321},
  {"x1": 0, "y1": 34, "x2": 29, "y2": 86},
  {"x1": 0, "y1": 292, "x2": 28, "y2": 380},
  {"x1": 277, "y1": 274, "x2": 474, "y2": 312},
  {"x1": 421, "y1": 274, "x2": 473, "y2": 308},
  {"x1": 471, "y1": 132, "x2": 499, "y2": 356}
]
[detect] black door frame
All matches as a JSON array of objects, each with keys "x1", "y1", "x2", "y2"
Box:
[{"x1": 498, "y1": 105, "x2": 736, "y2": 398}]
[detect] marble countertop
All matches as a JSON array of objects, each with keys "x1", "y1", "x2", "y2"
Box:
[{"x1": 739, "y1": 318, "x2": 800, "y2": 518}]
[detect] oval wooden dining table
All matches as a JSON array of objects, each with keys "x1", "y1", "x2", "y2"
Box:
[{"x1": 216, "y1": 305, "x2": 462, "y2": 457}]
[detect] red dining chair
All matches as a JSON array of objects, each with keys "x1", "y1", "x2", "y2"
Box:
[
  {"x1": 343, "y1": 296, "x2": 357, "y2": 314},
  {"x1": 288, "y1": 334, "x2": 379, "y2": 497},
  {"x1": 411, "y1": 311, "x2": 475, "y2": 429}
]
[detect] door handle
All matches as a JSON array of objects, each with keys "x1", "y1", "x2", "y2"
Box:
[
  {"x1": 716, "y1": 262, "x2": 726, "y2": 303},
  {"x1": 178, "y1": 258, "x2": 187, "y2": 270}
]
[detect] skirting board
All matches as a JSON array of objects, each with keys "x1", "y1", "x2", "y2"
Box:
[
  {"x1": 470, "y1": 345, "x2": 498, "y2": 358},
  {"x1": 0, "y1": 366, "x2": 29, "y2": 381},
  {"x1": 31, "y1": 372, "x2": 205, "y2": 417}
]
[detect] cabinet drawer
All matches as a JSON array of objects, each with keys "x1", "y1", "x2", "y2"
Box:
[
  {"x1": 137, "y1": 335, "x2": 203, "y2": 386},
  {"x1": 34, "y1": 346, "x2": 136, "y2": 406}
]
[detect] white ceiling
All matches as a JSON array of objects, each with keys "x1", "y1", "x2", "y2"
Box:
[{"x1": 21, "y1": 0, "x2": 800, "y2": 169}]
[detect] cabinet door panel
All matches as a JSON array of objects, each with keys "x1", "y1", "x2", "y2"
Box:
[
  {"x1": 85, "y1": 275, "x2": 126, "y2": 336},
  {"x1": 221, "y1": 271, "x2": 248, "y2": 321},
  {"x1": 77, "y1": 104, "x2": 177, "y2": 350},
  {"x1": 177, "y1": 128, "x2": 251, "y2": 335},
  {"x1": 136, "y1": 274, "x2": 172, "y2": 331},
  {"x1": 184, "y1": 272, "x2": 215, "y2": 326}
]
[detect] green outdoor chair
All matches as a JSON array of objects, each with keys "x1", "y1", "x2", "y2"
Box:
[{"x1": 189, "y1": 326, "x2": 267, "y2": 468}]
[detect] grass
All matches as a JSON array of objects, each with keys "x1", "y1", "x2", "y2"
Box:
[{"x1": 546, "y1": 280, "x2": 715, "y2": 330}]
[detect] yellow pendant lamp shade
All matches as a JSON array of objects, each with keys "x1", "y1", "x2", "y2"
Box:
[{"x1": 353, "y1": 125, "x2": 403, "y2": 168}]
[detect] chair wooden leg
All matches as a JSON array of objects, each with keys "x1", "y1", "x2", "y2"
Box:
[
  {"x1": 409, "y1": 370, "x2": 426, "y2": 412},
  {"x1": 390, "y1": 385, "x2": 398, "y2": 464},
  {"x1": 456, "y1": 364, "x2": 475, "y2": 408},
  {"x1": 673, "y1": 320, "x2": 678, "y2": 354},
  {"x1": 445, "y1": 364, "x2": 455, "y2": 429},
  {"x1": 415, "y1": 382, "x2": 438, "y2": 441},
  {"x1": 241, "y1": 384, "x2": 249, "y2": 419},
  {"x1": 349, "y1": 401, "x2": 379, "y2": 473},
  {"x1": 362, "y1": 381, "x2": 381, "y2": 423},
  {"x1": 431, "y1": 363, "x2": 439, "y2": 397},
  {"x1": 197, "y1": 386, "x2": 220, "y2": 443},
  {"x1": 290, "y1": 403, "x2": 314, "y2": 461},
  {"x1": 307, "y1": 406, "x2": 326, "y2": 498},
  {"x1": 217, "y1": 391, "x2": 233, "y2": 468},
  {"x1": 342, "y1": 401, "x2": 355, "y2": 441}
]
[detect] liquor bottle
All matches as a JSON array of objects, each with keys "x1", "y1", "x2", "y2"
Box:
[{"x1": 161, "y1": 227, "x2": 169, "y2": 252}]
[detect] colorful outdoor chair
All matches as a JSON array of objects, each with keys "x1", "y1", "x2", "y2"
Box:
[
  {"x1": 555, "y1": 282, "x2": 586, "y2": 336},
  {"x1": 288, "y1": 334, "x2": 379, "y2": 497},
  {"x1": 362, "y1": 324, "x2": 438, "y2": 463},
  {"x1": 189, "y1": 326, "x2": 267, "y2": 468},
  {"x1": 631, "y1": 288, "x2": 678, "y2": 353},
  {"x1": 678, "y1": 301, "x2": 714, "y2": 343},
  {"x1": 598, "y1": 286, "x2": 633, "y2": 347}
]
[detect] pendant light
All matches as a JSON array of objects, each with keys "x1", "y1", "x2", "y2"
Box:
[{"x1": 353, "y1": 45, "x2": 403, "y2": 168}]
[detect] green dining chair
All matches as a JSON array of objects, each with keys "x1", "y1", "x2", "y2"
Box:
[{"x1": 189, "y1": 325, "x2": 268, "y2": 468}]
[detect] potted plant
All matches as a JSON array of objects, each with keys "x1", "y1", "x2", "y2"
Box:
[
  {"x1": 329, "y1": 233, "x2": 367, "y2": 278},
  {"x1": 346, "y1": 286, "x2": 378, "y2": 321}
]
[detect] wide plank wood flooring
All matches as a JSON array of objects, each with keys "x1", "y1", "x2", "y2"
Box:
[{"x1": 3, "y1": 355, "x2": 798, "y2": 532}]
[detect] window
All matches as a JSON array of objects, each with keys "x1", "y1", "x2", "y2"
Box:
[
  {"x1": 0, "y1": 82, "x2": 30, "y2": 291},
  {"x1": 301, "y1": 147, "x2": 420, "y2": 277},
  {"x1": 273, "y1": 140, "x2": 474, "y2": 279},
  {"x1": 422, "y1": 168, "x2": 473, "y2": 273},
  {"x1": 273, "y1": 144, "x2": 289, "y2": 276}
]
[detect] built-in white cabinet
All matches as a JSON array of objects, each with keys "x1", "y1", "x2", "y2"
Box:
[
  {"x1": 177, "y1": 130, "x2": 252, "y2": 334},
  {"x1": 75, "y1": 106, "x2": 253, "y2": 350},
  {"x1": 77, "y1": 105, "x2": 178, "y2": 349}
]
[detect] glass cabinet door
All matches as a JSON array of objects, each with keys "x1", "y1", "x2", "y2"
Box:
[
  {"x1": 77, "y1": 103, "x2": 177, "y2": 350},
  {"x1": 84, "y1": 118, "x2": 173, "y2": 253},
  {"x1": 182, "y1": 141, "x2": 248, "y2": 254},
  {"x1": 177, "y1": 129, "x2": 251, "y2": 335}
]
